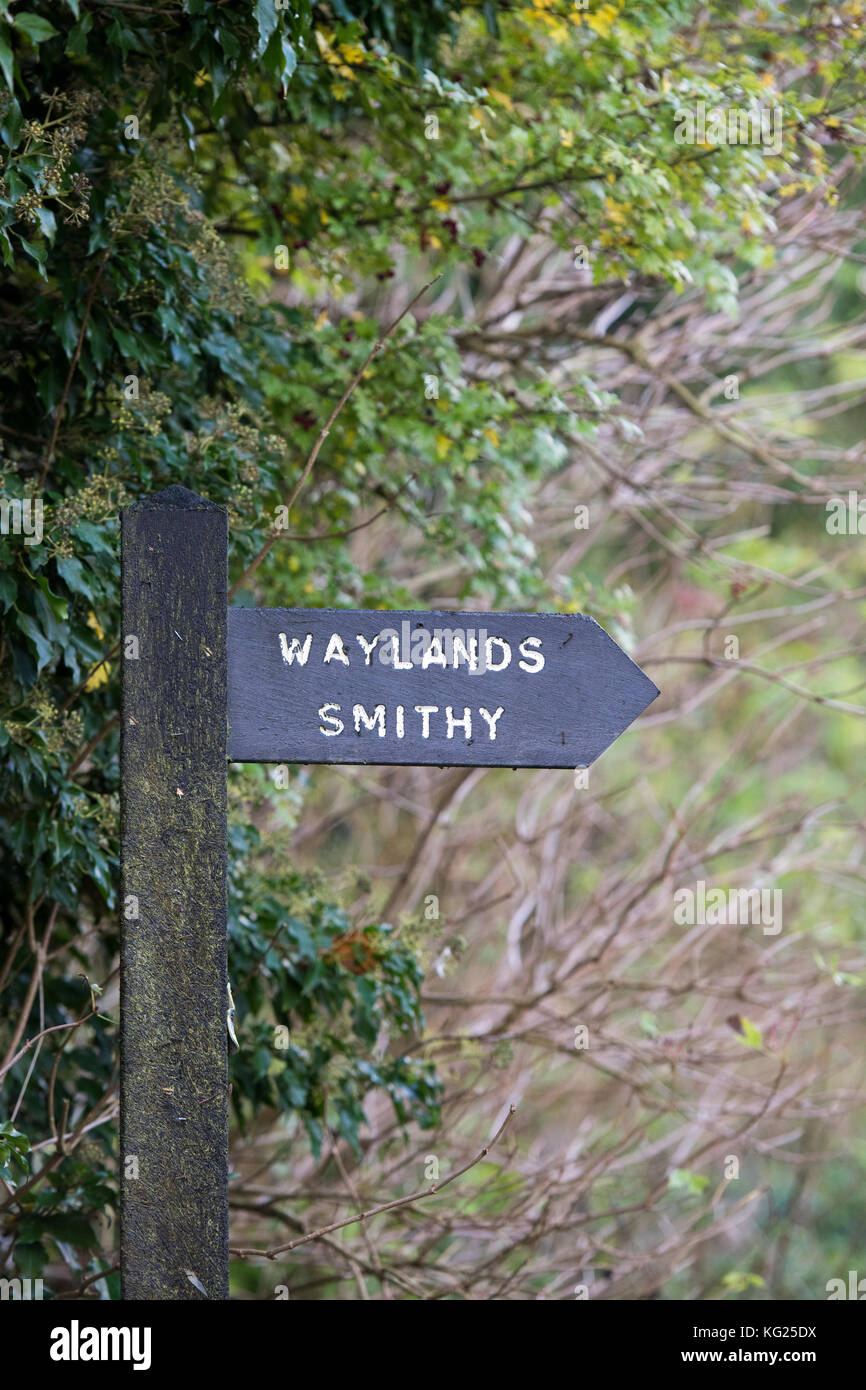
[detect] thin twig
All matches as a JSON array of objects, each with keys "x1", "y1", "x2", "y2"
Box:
[
  {"x1": 227, "y1": 277, "x2": 440, "y2": 598},
  {"x1": 0, "y1": 1005, "x2": 97, "y2": 1084},
  {"x1": 53, "y1": 1261, "x2": 120, "y2": 1300},
  {"x1": 271, "y1": 471, "x2": 419, "y2": 543},
  {"x1": 230, "y1": 1103, "x2": 517, "y2": 1260},
  {"x1": 38, "y1": 249, "x2": 110, "y2": 489}
]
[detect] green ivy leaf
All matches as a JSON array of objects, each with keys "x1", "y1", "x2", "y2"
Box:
[
  {"x1": 17, "y1": 1213, "x2": 98, "y2": 1248},
  {"x1": 13, "y1": 13, "x2": 60, "y2": 44},
  {"x1": 16, "y1": 612, "x2": 54, "y2": 674},
  {"x1": 65, "y1": 13, "x2": 92, "y2": 57},
  {"x1": 55, "y1": 555, "x2": 91, "y2": 597},
  {"x1": 14, "y1": 234, "x2": 47, "y2": 275},
  {"x1": 72, "y1": 520, "x2": 116, "y2": 555},
  {"x1": 280, "y1": 34, "x2": 297, "y2": 84},
  {"x1": 0, "y1": 27, "x2": 14, "y2": 90},
  {"x1": 253, "y1": 0, "x2": 279, "y2": 59},
  {"x1": 0, "y1": 570, "x2": 17, "y2": 611}
]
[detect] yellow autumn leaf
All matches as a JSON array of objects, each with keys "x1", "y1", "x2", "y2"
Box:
[
  {"x1": 585, "y1": 4, "x2": 619, "y2": 39},
  {"x1": 86, "y1": 610, "x2": 104, "y2": 641},
  {"x1": 193, "y1": 68, "x2": 210, "y2": 88},
  {"x1": 430, "y1": 197, "x2": 452, "y2": 213},
  {"x1": 737, "y1": 1017, "x2": 763, "y2": 1049},
  {"x1": 85, "y1": 660, "x2": 111, "y2": 692},
  {"x1": 314, "y1": 309, "x2": 330, "y2": 330},
  {"x1": 559, "y1": 128, "x2": 574, "y2": 148},
  {"x1": 435, "y1": 434, "x2": 451, "y2": 459},
  {"x1": 482, "y1": 428, "x2": 500, "y2": 448},
  {"x1": 530, "y1": 5, "x2": 569, "y2": 38},
  {"x1": 428, "y1": 233, "x2": 442, "y2": 250},
  {"x1": 338, "y1": 43, "x2": 366, "y2": 65}
]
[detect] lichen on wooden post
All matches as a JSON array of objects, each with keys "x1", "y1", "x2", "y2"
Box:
[{"x1": 120, "y1": 485, "x2": 229, "y2": 1300}]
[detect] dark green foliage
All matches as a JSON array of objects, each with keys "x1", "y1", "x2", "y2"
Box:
[
  {"x1": 227, "y1": 817, "x2": 441, "y2": 1158},
  {"x1": 0, "y1": 0, "x2": 458, "y2": 1296}
]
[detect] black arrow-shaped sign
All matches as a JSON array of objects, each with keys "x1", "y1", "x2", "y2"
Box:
[{"x1": 227, "y1": 607, "x2": 659, "y2": 768}]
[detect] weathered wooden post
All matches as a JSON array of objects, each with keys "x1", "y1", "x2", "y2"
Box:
[{"x1": 120, "y1": 485, "x2": 229, "y2": 1300}]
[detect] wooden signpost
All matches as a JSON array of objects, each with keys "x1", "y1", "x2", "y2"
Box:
[
  {"x1": 120, "y1": 485, "x2": 659, "y2": 1298},
  {"x1": 227, "y1": 606, "x2": 658, "y2": 768}
]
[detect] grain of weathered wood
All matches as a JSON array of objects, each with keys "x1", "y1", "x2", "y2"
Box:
[
  {"x1": 227, "y1": 608, "x2": 659, "y2": 768},
  {"x1": 120, "y1": 485, "x2": 228, "y2": 1300}
]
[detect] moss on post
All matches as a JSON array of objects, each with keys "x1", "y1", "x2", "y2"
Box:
[{"x1": 120, "y1": 485, "x2": 229, "y2": 1300}]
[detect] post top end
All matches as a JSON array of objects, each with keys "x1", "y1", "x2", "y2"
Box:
[{"x1": 131, "y1": 485, "x2": 225, "y2": 512}]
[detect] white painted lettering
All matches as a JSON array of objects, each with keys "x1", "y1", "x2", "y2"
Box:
[
  {"x1": 451, "y1": 633, "x2": 478, "y2": 670},
  {"x1": 279, "y1": 633, "x2": 313, "y2": 666},
  {"x1": 518, "y1": 636, "x2": 545, "y2": 673},
  {"x1": 484, "y1": 637, "x2": 511, "y2": 672},
  {"x1": 446, "y1": 706, "x2": 472, "y2": 739},
  {"x1": 354, "y1": 703, "x2": 386, "y2": 736},
  {"x1": 414, "y1": 705, "x2": 439, "y2": 738},
  {"x1": 324, "y1": 632, "x2": 350, "y2": 665},
  {"x1": 355, "y1": 633, "x2": 382, "y2": 664},
  {"x1": 422, "y1": 634, "x2": 448, "y2": 669},
  {"x1": 392, "y1": 630, "x2": 413, "y2": 670},
  {"x1": 319, "y1": 703, "x2": 344, "y2": 735},
  {"x1": 479, "y1": 706, "x2": 504, "y2": 739}
]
